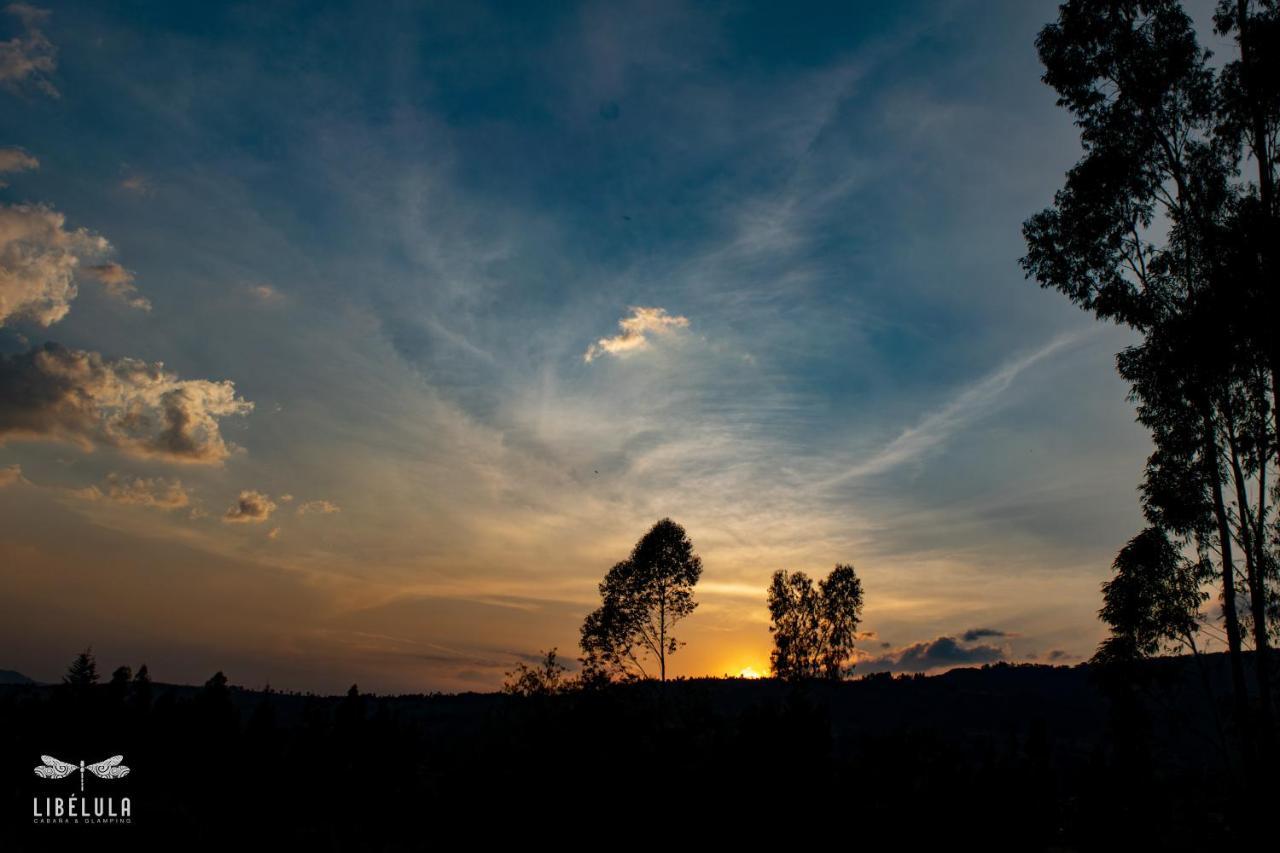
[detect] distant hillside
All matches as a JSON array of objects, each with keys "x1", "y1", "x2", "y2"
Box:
[
  {"x1": 0, "y1": 669, "x2": 35, "y2": 685},
  {"x1": 1, "y1": 653, "x2": 1261, "y2": 846}
]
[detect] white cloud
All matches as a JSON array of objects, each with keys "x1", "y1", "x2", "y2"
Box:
[
  {"x1": 583, "y1": 306, "x2": 690, "y2": 362},
  {"x1": 0, "y1": 203, "x2": 111, "y2": 327},
  {"x1": 0, "y1": 343, "x2": 254, "y2": 463}
]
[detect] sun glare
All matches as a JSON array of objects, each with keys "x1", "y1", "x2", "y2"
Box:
[{"x1": 737, "y1": 666, "x2": 763, "y2": 679}]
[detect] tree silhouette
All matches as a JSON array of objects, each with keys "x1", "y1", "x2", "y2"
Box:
[
  {"x1": 63, "y1": 646, "x2": 98, "y2": 687},
  {"x1": 1093, "y1": 527, "x2": 1207, "y2": 664},
  {"x1": 503, "y1": 649, "x2": 569, "y2": 696},
  {"x1": 768, "y1": 571, "x2": 822, "y2": 679},
  {"x1": 768, "y1": 564, "x2": 864, "y2": 680},
  {"x1": 1022, "y1": 0, "x2": 1278, "y2": 741},
  {"x1": 131, "y1": 663, "x2": 152, "y2": 710},
  {"x1": 819, "y1": 565, "x2": 865, "y2": 678},
  {"x1": 579, "y1": 518, "x2": 702, "y2": 681}
]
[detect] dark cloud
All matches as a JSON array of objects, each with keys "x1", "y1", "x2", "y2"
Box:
[
  {"x1": 0, "y1": 343, "x2": 253, "y2": 463},
  {"x1": 223, "y1": 490, "x2": 277, "y2": 523},
  {"x1": 961, "y1": 627, "x2": 1009, "y2": 642},
  {"x1": 860, "y1": 635, "x2": 1006, "y2": 675},
  {"x1": 1046, "y1": 649, "x2": 1071, "y2": 662}
]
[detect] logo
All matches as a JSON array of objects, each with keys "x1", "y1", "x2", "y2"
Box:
[{"x1": 32, "y1": 755, "x2": 132, "y2": 825}]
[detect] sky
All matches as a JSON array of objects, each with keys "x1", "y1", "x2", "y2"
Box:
[{"x1": 0, "y1": 0, "x2": 1228, "y2": 693}]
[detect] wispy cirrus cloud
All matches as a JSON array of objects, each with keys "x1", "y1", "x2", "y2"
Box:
[
  {"x1": 583, "y1": 306, "x2": 689, "y2": 363},
  {"x1": 826, "y1": 332, "x2": 1089, "y2": 486}
]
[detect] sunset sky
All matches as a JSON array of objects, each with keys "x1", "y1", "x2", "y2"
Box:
[{"x1": 1, "y1": 1, "x2": 1230, "y2": 693}]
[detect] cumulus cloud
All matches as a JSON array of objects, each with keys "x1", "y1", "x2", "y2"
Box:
[
  {"x1": 87, "y1": 262, "x2": 151, "y2": 311},
  {"x1": 0, "y1": 146, "x2": 38, "y2": 187},
  {"x1": 0, "y1": 343, "x2": 254, "y2": 463},
  {"x1": 0, "y1": 461, "x2": 24, "y2": 486},
  {"x1": 961, "y1": 627, "x2": 1009, "y2": 642},
  {"x1": 0, "y1": 3, "x2": 57, "y2": 96},
  {"x1": 0, "y1": 203, "x2": 114, "y2": 327},
  {"x1": 73, "y1": 472, "x2": 191, "y2": 509},
  {"x1": 583, "y1": 306, "x2": 689, "y2": 362},
  {"x1": 297, "y1": 499, "x2": 340, "y2": 516},
  {"x1": 859, "y1": 635, "x2": 1005, "y2": 674},
  {"x1": 223, "y1": 489, "x2": 277, "y2": 524}
]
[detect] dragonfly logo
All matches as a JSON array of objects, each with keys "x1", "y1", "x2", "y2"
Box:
[{"x1": 32, "y1": 755, "x2": 133, "y2": 824}]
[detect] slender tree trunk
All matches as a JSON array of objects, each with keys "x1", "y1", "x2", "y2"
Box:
[
  {"x1": 1203, "y1": 409, "x2": 1251, "y2": 739},
  {"x1": 1225, "y1": 412, "x2": 1274, "y2": 734},
  {"x1": 659, "y1": 585, "x2": 666, "y2": 682}
]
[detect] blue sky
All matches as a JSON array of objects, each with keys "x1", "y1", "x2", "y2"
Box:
[{"x1": 0, "y1": 0, "x2": 1199, "y2": 692}]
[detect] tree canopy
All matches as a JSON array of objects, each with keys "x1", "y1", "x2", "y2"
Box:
[{"x1": 579, "y1": 518, "x2": 703, "y2": 681}]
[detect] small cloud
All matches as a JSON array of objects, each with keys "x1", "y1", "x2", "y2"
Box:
[
  {"x1": 584, "y1": 306, "x2": 689, "y2": 363},
  {"x1": 118, "y1": 172, "x2": 151, "y2": 196},
  {"x1": 0, "y1": 145, "x2": 38, "y2": 187},
  {"x1": 267, "y1": 526, "x2": 281, "y2": 540},
  {"x1": 0, "y1": 3, "x2": 58, "y2": 97},
  {"x1": 278, "y1": 493, "x2": 293, "y2": 503},
  {"x1": 222, "y1": 489, "x2": 277, "y2": 524},
  {"x1": 1046, "y1": 649, "x2": 1072, "y2": 662},
  {"x1": 73, "y1": 472, "x2": 190, "y2": 509},
  {"x1": 0, "y1": 462, "x2": 25, "y2": 486},
  {"x1": 297, "y1": 499, "x2": 340, "y2": 516},
  {"x1": 961, "y1": 627, "x2": 1009, "y2": 643},
  {"x1": 87, "y1": 262, "x2": 151, "y2": 311},
  {"x1": 247, "y1": 283, "x2": 284, "y2": 305}
]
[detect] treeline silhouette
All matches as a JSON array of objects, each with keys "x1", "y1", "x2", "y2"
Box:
[{"x1": 0, "y1": 646, "x2": 1261, "y2": 847}]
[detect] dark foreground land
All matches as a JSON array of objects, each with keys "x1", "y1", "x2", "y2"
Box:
[{"x1": 0, "y1": 655, "x2": 1265, "y2": 849}]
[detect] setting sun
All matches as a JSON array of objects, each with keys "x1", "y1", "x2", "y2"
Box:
[{"x1": 737, "y1": 666, "x2": 764, "y2": 679}]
